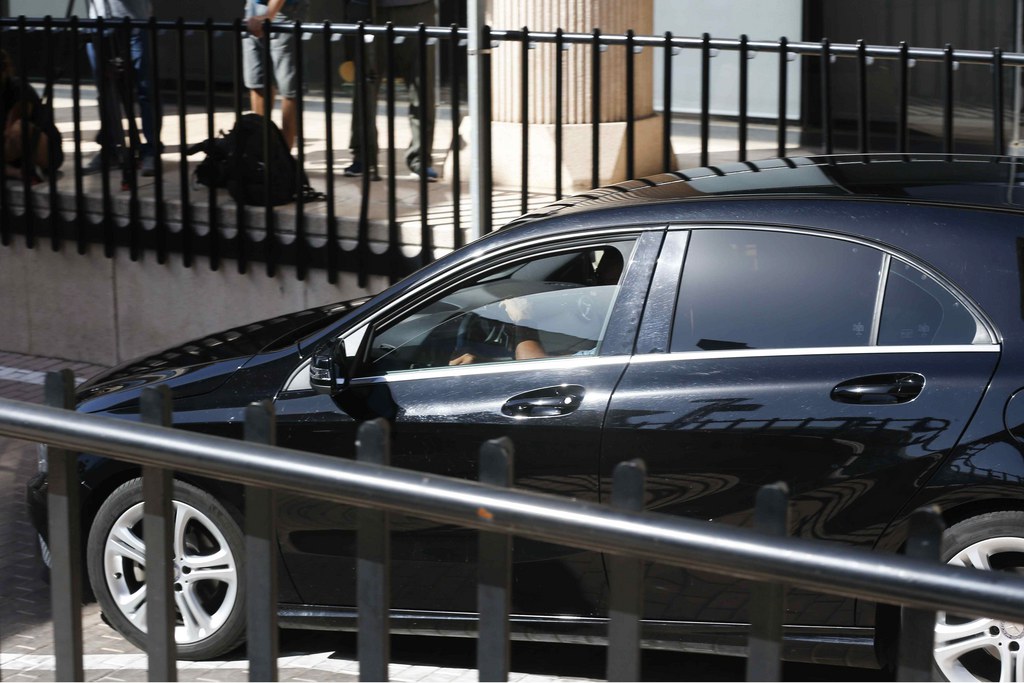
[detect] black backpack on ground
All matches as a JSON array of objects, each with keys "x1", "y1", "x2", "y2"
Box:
[{"x1": 188, "y1": 113, "x2": 322, "y2": 206}]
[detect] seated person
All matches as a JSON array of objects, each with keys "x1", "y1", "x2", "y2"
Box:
[
  {"x1": 450, "y1": 248, "x2": 624, "y2": 365},
  {"x1": 0, "y1": 49, "x2": 63, "y2": 182}
]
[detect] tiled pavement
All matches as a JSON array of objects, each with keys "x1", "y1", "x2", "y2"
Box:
[{"x1": 0, "y1": 351, "x2": 602, "y2": 683}]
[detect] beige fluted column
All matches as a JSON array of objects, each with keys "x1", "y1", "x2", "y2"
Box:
[{"x1": 486, "y1": 0, "x2": 670, "y2": 191}]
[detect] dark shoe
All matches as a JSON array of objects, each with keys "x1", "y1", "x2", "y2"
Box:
[
  {"x1": 343, "y1": 161, "x2": 380, "y2": 181},
  {"x1": 81, "y1": 152, "x2": 106, "y2": 176},
  {"x1": 413, "y1": 167, "x2": 439, "y2": 183},
  {"x1": 140, "y1": 154, "x2": 156, "y2": 178}
]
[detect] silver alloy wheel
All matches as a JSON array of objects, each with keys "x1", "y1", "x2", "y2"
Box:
[
  {"x1": 935, "y1": 536, "x2": 1024, "y2": 681},
  {"x1": 102, "y1": 499, "x2": 240, "y2": 646}
]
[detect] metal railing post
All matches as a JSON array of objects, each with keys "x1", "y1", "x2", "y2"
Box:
[
  {"x1": 898, "y1": 506, "x2": 944, "y2": 682},
  {"x1": 357, "y1": 419, "x2": 391, "y2": 681},
  {"x1": 745, "y1": 482, "x2": 790, "y2": 682},
  {"x1": 607, "y1": 459, "x2": 647, "y2": 682},
  {"x1": 245, "y1": 400, "x2": 280, "y2": 682},
  {"x1": 477, "y1": 437, "x2": 514, "y2": 682},
  {"x1": 140, "y1": 386, "x2": 177, "y2": 681},
  {"x1": 45, "y1": 370, "x2": 84, "y2": 682}
]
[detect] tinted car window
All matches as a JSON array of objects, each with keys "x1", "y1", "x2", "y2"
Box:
[
  {"x1": 672, "y1": 229, "x2": 882, "y2": 351},
  {"x1": 879, "y1": 259, "x2": 987, "y2": 345},
  {"x1": 364, "y1": 241, "x2": 635, "y2": 374}
]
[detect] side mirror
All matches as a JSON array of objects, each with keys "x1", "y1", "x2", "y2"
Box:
[{"x1": 310, "y1": 337, "x2": 348, "y2": 396}]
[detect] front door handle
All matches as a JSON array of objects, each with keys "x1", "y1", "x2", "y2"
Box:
[
  {"x1": 502, "y1": 384, "x2": 585, "y2": 418},
  {"x1": 831, "y1": 373, "x2": 925, "y2": 405}
]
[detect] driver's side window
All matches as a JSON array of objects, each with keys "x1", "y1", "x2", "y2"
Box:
[{"x1": 361, "y1": 241, "x2": 635, "y2": 375}]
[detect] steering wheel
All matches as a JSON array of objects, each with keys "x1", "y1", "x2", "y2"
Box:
[{"x1": 453, "y1": 311, "x2": 512, "y2": 361}]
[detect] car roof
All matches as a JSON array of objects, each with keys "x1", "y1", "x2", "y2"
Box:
[{"x1": 503, "y1": 153, "x2": 1024, "y2": 229}]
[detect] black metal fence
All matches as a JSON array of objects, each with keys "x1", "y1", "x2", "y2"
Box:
[
  {"x1": 0, "y1": 16, "x2": 1022, "y2": 286},
  {"x1": 4, "y1": 369, "x2": 1024, "y2": 681}
]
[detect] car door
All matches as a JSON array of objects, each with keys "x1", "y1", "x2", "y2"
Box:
[
  {"x1": 601, "y1": 227, "x2": 1000, "y2": 628},
  {"x1": 273, "y1": 230, "x2": 663, "y2": 617}
]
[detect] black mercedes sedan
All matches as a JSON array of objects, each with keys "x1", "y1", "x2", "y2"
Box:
[{"x1": 27, "y1": 154, "x2": 1024, "y2": 680}]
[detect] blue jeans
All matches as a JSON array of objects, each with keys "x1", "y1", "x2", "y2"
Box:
[{"x1": 86, "y1": 25, "x2": 161, "y2": 157}]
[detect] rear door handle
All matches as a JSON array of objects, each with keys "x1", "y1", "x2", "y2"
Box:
[
  {"x1": 502, "y1": 384, "x2": 585, "y2": 417},
  {"x1": 831, "y1": 373, "x2": 925, "y2": 405}
]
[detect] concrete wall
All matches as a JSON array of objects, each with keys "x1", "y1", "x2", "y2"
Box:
[{"x1": 0, "y1": 240, "x2": 388, "y2": 366}]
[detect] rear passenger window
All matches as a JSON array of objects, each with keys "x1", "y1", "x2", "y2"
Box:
[
  {"x1": 670, "y1": 228, "x2": 991, "y2": 353},
  {"x1": 672, "y1": 230, "x2": 882, "y2": 351},
  {"x1": 879, "y1": 260, "x2": 988, "y2": 345}
]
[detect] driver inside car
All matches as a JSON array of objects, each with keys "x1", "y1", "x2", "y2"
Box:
[{"x1": 449, "y1": 248, "x2": 624, "y2": 365}]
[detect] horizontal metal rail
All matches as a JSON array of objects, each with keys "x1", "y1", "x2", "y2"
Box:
[{"x1": 2, "y1": 394, "x2": 1023, "y2": 621}]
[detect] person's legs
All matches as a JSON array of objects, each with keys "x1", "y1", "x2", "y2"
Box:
[
  {"x1": 128, "y1": 27, "x2": 161, "y2": 159},
  {"x1": 390, "y1": 1, "x2": 436, "y2": 176},
  {"x1": 280, "y1": 96, "x2": 297, "y2": 149},
  {"x1": 268, "y1": 15, "x2": 301, "y2": 150},
  {"x1": 346, "y1": 0, "x2": 379, "y2": 173},
  {"x1": 84, "y1": 30, "x2": 127, "y2": 172}
]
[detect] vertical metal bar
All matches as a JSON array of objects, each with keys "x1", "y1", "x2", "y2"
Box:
[
  {"x1": 234, "y1": 18, "x2": 248, "y2": 274},
  {"x1": 738, "y1": 34, "x2": 749, "y2": 162},
  {"x1": 245, "y1": 400, "x2": 279, "y2": 682},
  {"x1": 467, "y1": 1, "x2": 488, "y2": 240},
  {"x1": 294, "y1": 19, "x2": 308, "y2": 281},
  {"x1": 149, "y1": 16, "x2": 166, "y2": 265},
  {"x1": 0, "y1": 24, "x2": 8, "y2": 246},
  {"x1": 385, "y1": 23, "x2": 399, "y2": 280},
  {"x1": 591, "y1": 28, "x2": 601, "y2": 188},
  {"x1": 943, "y1": 43, "x2": 955, "y2": 154},
  {"x1": 44, "y1": 16, "x2": 60, "y2": 252},
  {"x1": 449, "y1": 23, "x2": 463, "y2": 248},
  {"x1": 322, "y1": 20, "x2": 338, "y2": 284},
  {"x1": 17, "y1": 16, "x2": 33, "y2": 248},
  {"x1": 417, "y1": 23, "x2": 432, "y2": 267},
  {"x1": 745, "y1": 482, "x2": 790, "y2": 682},
  {"x1": 820, "y1": 38, "x2": 833, "y2": 155},
  {"x1": 45, "y1": 369, "x2": 83, "y2": 683},
  {"x1": 480, "y1": 25, "x2": 493, "y2": 234},
  {"x1": 477, "y1": 437, "x2": 513, "y2": 683},
  {"x1": 993, "y1": 47, "x2": 1005, "y2": 154},
  {"x1": 554, "y1": 28, "x2": 564, "y2": 199},
  {"x1": 357, "y1": 419, "x2": 391, "y2": 681},
  {"x1": 96, "y1": 16, "x2": 116, "y2": 258},
  {"x1": 261, "y1": 20, "x2": 276, "y2": 277},
  {"x1": 662, "y1": 32, "x2": 674, "y2": 172},
  {"x1": 700, "y1": 33, "x2": 711, "y2": 167},
  {"x1": 857, "y1": 39, "x2": 869, "y2": 153},
  {"x1": 777, "y1": 37, "x2": 788, "y2": 158},
  {"x1": 520, "y1": 26, "x2": 529, "y2": 215},
  {"x1": 177, "y1": 17, "x2": 193, "y2": 268},
  {"x1": 898, "y1": 42, "x2": 909, "y2": 154},
  {"x1": 606, "y1": 459, "x2": 646, "y2": 682},
  {"x1": 71, "y1": 16, "x2": 87, "y2": 255},
  {"x1": 45, "y1": 370, "x2": 83, "y2": 679},
  {"x1": 625, "y1": 29, "x2": 636, "y2": 180},
  {"x1": 898, "y1": 506, "x2": 944, "y2": 682},
  {"x1": 121, "y1": 16, "x2": 141, "y2": 260},
  {"x1": 205, "y1": 18, "x2": 220, "y2": 271},
  {"x1": 140, "y1": 386, "x2": 176, "y2": 682},
  {"x1": 355, "y1": 21, "x2": 371, "y2": 288}
]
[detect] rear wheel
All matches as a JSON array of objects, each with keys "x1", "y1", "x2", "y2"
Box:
[
  {"x1": 86, "y1": 478, "x2": 246, "y2": 659},
  {"x1": 934, "y1": 511, "x2": 1024, "y2": 681}
]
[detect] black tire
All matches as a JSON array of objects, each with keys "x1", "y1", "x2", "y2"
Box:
[
  {"x1": 86, "y1": 478, "x2": 247, "y2": 659},
  {"x1": 934, "y1": 511, "x2": 1024, "y2": 681}
]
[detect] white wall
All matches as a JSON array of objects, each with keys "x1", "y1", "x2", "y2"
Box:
[{"x1": 653, "y1": 0, "x2": 802, "y2": 120}]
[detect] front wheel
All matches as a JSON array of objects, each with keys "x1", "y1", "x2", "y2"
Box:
[
  {"x1": 86, "y1": 478, "x2": 247, "y2": 659},
  {"x1": 934, "y1": 511, "x2": 1024, "y2": 681}
]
